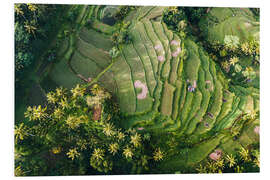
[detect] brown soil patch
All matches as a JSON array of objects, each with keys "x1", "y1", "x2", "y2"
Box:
[{"x1": 93, "y1": 105, "x2": 102, "y2": 121}]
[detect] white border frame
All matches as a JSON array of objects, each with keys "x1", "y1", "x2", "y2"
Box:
[{"x1": 2, "y1": 0, "x2": 269, "y2": 180}]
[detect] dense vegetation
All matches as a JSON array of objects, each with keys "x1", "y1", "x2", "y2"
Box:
[
  {"x1": 15, "y1": 4, "x2": 260, "y2": 176},
  {"x1": 15, "y1": 84, "x2": 165, "y2": 175},
  {"x1": 196, "y1": 145, "x2": 259, "y2": 173},
  {"x1": 15, "y1": 4, "x2": 67, "y2": 76}
]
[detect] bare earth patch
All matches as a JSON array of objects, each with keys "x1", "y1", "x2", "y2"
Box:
[{"x1": 93, "y1": 105, "x2": 102, "y2": 121}]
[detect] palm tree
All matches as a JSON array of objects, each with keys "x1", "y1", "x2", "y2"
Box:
[
  {"x1": 15, "y1": 123, "x2": 28, "y2": 142},
  {"x1": 207, "y1": 161, "x2": 217, "y2": 173},
  {"x1": 103, "y1": 123, "x2": 115, "y2": 137},
  {"x1": 130, "y1": 133, "x2": 142, "y2": 147},
  {"x1": 92, "y1": 148, "x2": 105, "y2": 160},
  {"x1": 215, "y1": 159, "x2": 225, "y2": 170},
  {"x1": 196, "y1": 164, "x2": 207, "y2": 173},
  {"x1": 24, "y1": 21, "x2": 37, "y2": 35},
  {"x1": 66, "y1": 148, "x2": 80, "y2": 160},
  {"x1": 229, "y1": 57, "x2": 239, "y2": 66},
  {"x1": 15, "y1": 166, "x2": 25, "y2": 176},
  {"x1": 169, "y1": 6, "x2": 178, "y2": 14},
  {"x1": 226, "y1": 154, "x2": 236, "y2": 168},
  {"x1": 109, "y1": 143, "x2": 119, "y2": 155},
  {"x1": 14, "y1": 4, "x2": 24, "y2": 16},
  {"x1": 123, "y1": 146, "x2": 133, "y2": 159},
  {"x1": 253, "y1": 157, "x2": 260, "y2": 168},
  {"x1": 153, "y1": 148, "x2": 164, "y2": 161},
  {"x1": 27, "y1": 3, "x2": 38, "y2": 12},
  {"x1": 239, "y1": 147, "x2": 250, "y2": 162}
]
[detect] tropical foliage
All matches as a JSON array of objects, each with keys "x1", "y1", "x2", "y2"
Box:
[
  {"x1": 15, "y1": 4, "x2": 66, "y2": 74},
  {"x1": 15, "y1": 84, "x2": 163, "y2": 176},
  {"x1": 196, "y1": 145, "x2": 260, "y2": 173},
  {"x1": 15, "y1": 4, "x2": 260, "y2": 176}
]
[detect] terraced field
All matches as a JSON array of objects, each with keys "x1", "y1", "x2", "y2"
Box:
[
  {"x1": 44, "y1": 6, "x2": 260, "y2": 171},
  {"x1": 199, "y1": 8, "x2": 260, "y2": 44}
]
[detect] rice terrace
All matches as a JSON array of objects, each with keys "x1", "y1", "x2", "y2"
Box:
[{"x1": 15, "y1": 4, "x2": 260, "y2": 176}]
